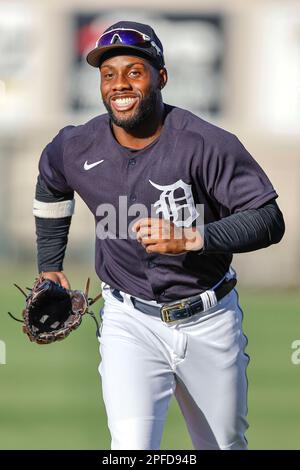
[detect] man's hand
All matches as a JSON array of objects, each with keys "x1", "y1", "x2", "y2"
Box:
[
  {"x1": 132, "y1": 218, "x2": 203, "y2": 255},
  {"x1": 41, "y1": 271, "x2": 71, "y2": 289}
]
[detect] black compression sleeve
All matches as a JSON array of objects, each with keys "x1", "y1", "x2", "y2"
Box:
[
  {"x1": 203, "y1": 199, "x2": 285, "y2": 254},
  {"x1": 35, "y1": 217, "x2": 72, "y2": 272},
  {"x1": 35, "y1": 176, "x2": 73, "y2": 272},
  {"x1": 35, "y1": 175, "x2": 74, "y2": 202}
]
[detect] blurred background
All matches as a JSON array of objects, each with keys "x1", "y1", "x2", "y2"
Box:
[{"x1": 0, "y1": 0, "x2": 299, "y2": 450}]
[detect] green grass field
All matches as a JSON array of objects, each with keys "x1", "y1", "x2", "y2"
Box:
[{"x1": 0, "y1": 265, "x2": 299, "y2": 449}]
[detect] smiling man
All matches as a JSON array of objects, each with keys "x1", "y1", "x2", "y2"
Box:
[
  {"x1": 101, "y1": 55, "x2": 166, "y2": 131},
  {"x1": 98, "y1": 37, "x2": 167, "y2": 150},
  {"x1": 33, "y1": 20, "x2": 285, "y2": 450}
]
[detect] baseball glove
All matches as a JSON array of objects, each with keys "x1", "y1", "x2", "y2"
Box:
[{"x1": 8, "y1": 275, "x2": 102, "y2": 345}]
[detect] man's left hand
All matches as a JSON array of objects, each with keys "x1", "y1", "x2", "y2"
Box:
[{"x1": 132, "y1": 218, "x2": 203, "y2": 255}]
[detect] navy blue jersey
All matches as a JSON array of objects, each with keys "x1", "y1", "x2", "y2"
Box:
[{"x1": 38, "y1": 105, "x2": 277, "y2": 301}]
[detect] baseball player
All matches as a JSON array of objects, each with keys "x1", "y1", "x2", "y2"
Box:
[{"x1": 33, "y1": 20, "x2": 285, "y2": 450}]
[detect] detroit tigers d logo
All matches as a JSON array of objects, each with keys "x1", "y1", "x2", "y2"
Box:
[{"x1": 149, "y1": 179, "x2": 200, "y2": 227}]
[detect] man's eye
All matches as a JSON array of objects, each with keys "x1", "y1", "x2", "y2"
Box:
[
  {"x1": 103, "y1": 73, "x2": 113, "y2": 79},
  {"x1": 129, "y1": 70, "x2": 141, "y2": 77}
]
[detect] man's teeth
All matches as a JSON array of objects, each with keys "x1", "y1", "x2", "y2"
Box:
[{"x1": 115, "y1": 97, "x2": 136, "y2": 105}]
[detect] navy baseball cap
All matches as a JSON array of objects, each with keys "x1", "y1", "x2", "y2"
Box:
[{"x1": 86, "y1": 20, "x2": 165, "y2": 69}]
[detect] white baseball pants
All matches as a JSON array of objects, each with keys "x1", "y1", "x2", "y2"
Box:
[{"x1": 98, "y1": 283, "x2": 249, "y2": 450}]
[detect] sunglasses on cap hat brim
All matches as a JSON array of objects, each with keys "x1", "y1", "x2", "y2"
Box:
[{"x1": 86, "y1": 28, "x2": 164, "y2": 68}]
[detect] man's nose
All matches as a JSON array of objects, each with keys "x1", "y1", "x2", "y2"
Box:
[{"x1": 112, "y1": 73, "x2": 132, "y2": 91}]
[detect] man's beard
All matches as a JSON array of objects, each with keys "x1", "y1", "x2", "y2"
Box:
[{"x1": 103, "y1": 89, "x2": 158, "y2": 131}]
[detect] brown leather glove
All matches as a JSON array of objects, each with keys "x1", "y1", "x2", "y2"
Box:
[{"x1": 9, "y1": 275, "x2": 101, "y2": 345}]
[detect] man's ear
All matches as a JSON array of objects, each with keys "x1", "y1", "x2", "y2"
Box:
[{"x1": 159, "y1": 68, "x2": 168, "y2": 90}]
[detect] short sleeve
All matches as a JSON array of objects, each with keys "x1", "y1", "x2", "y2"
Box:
[
  {"x1": 38, "y1": 126, "x2": 74, "y2": 194},
  {"x1": 202, "y1": 134, "x2": 278, "y2": 214}
]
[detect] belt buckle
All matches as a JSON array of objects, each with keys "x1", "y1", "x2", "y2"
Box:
[{"x1": 160, "y1": 300, "x2": 187, "y2": 323}]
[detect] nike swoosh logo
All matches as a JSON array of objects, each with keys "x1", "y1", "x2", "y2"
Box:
[{"x1": 84, "y1": 160, "x2": 104, "y2": 170}]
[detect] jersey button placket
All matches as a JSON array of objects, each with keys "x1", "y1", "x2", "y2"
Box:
[{"x1": 128, "y1": 159, "x2": 137, "y2": 202}]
